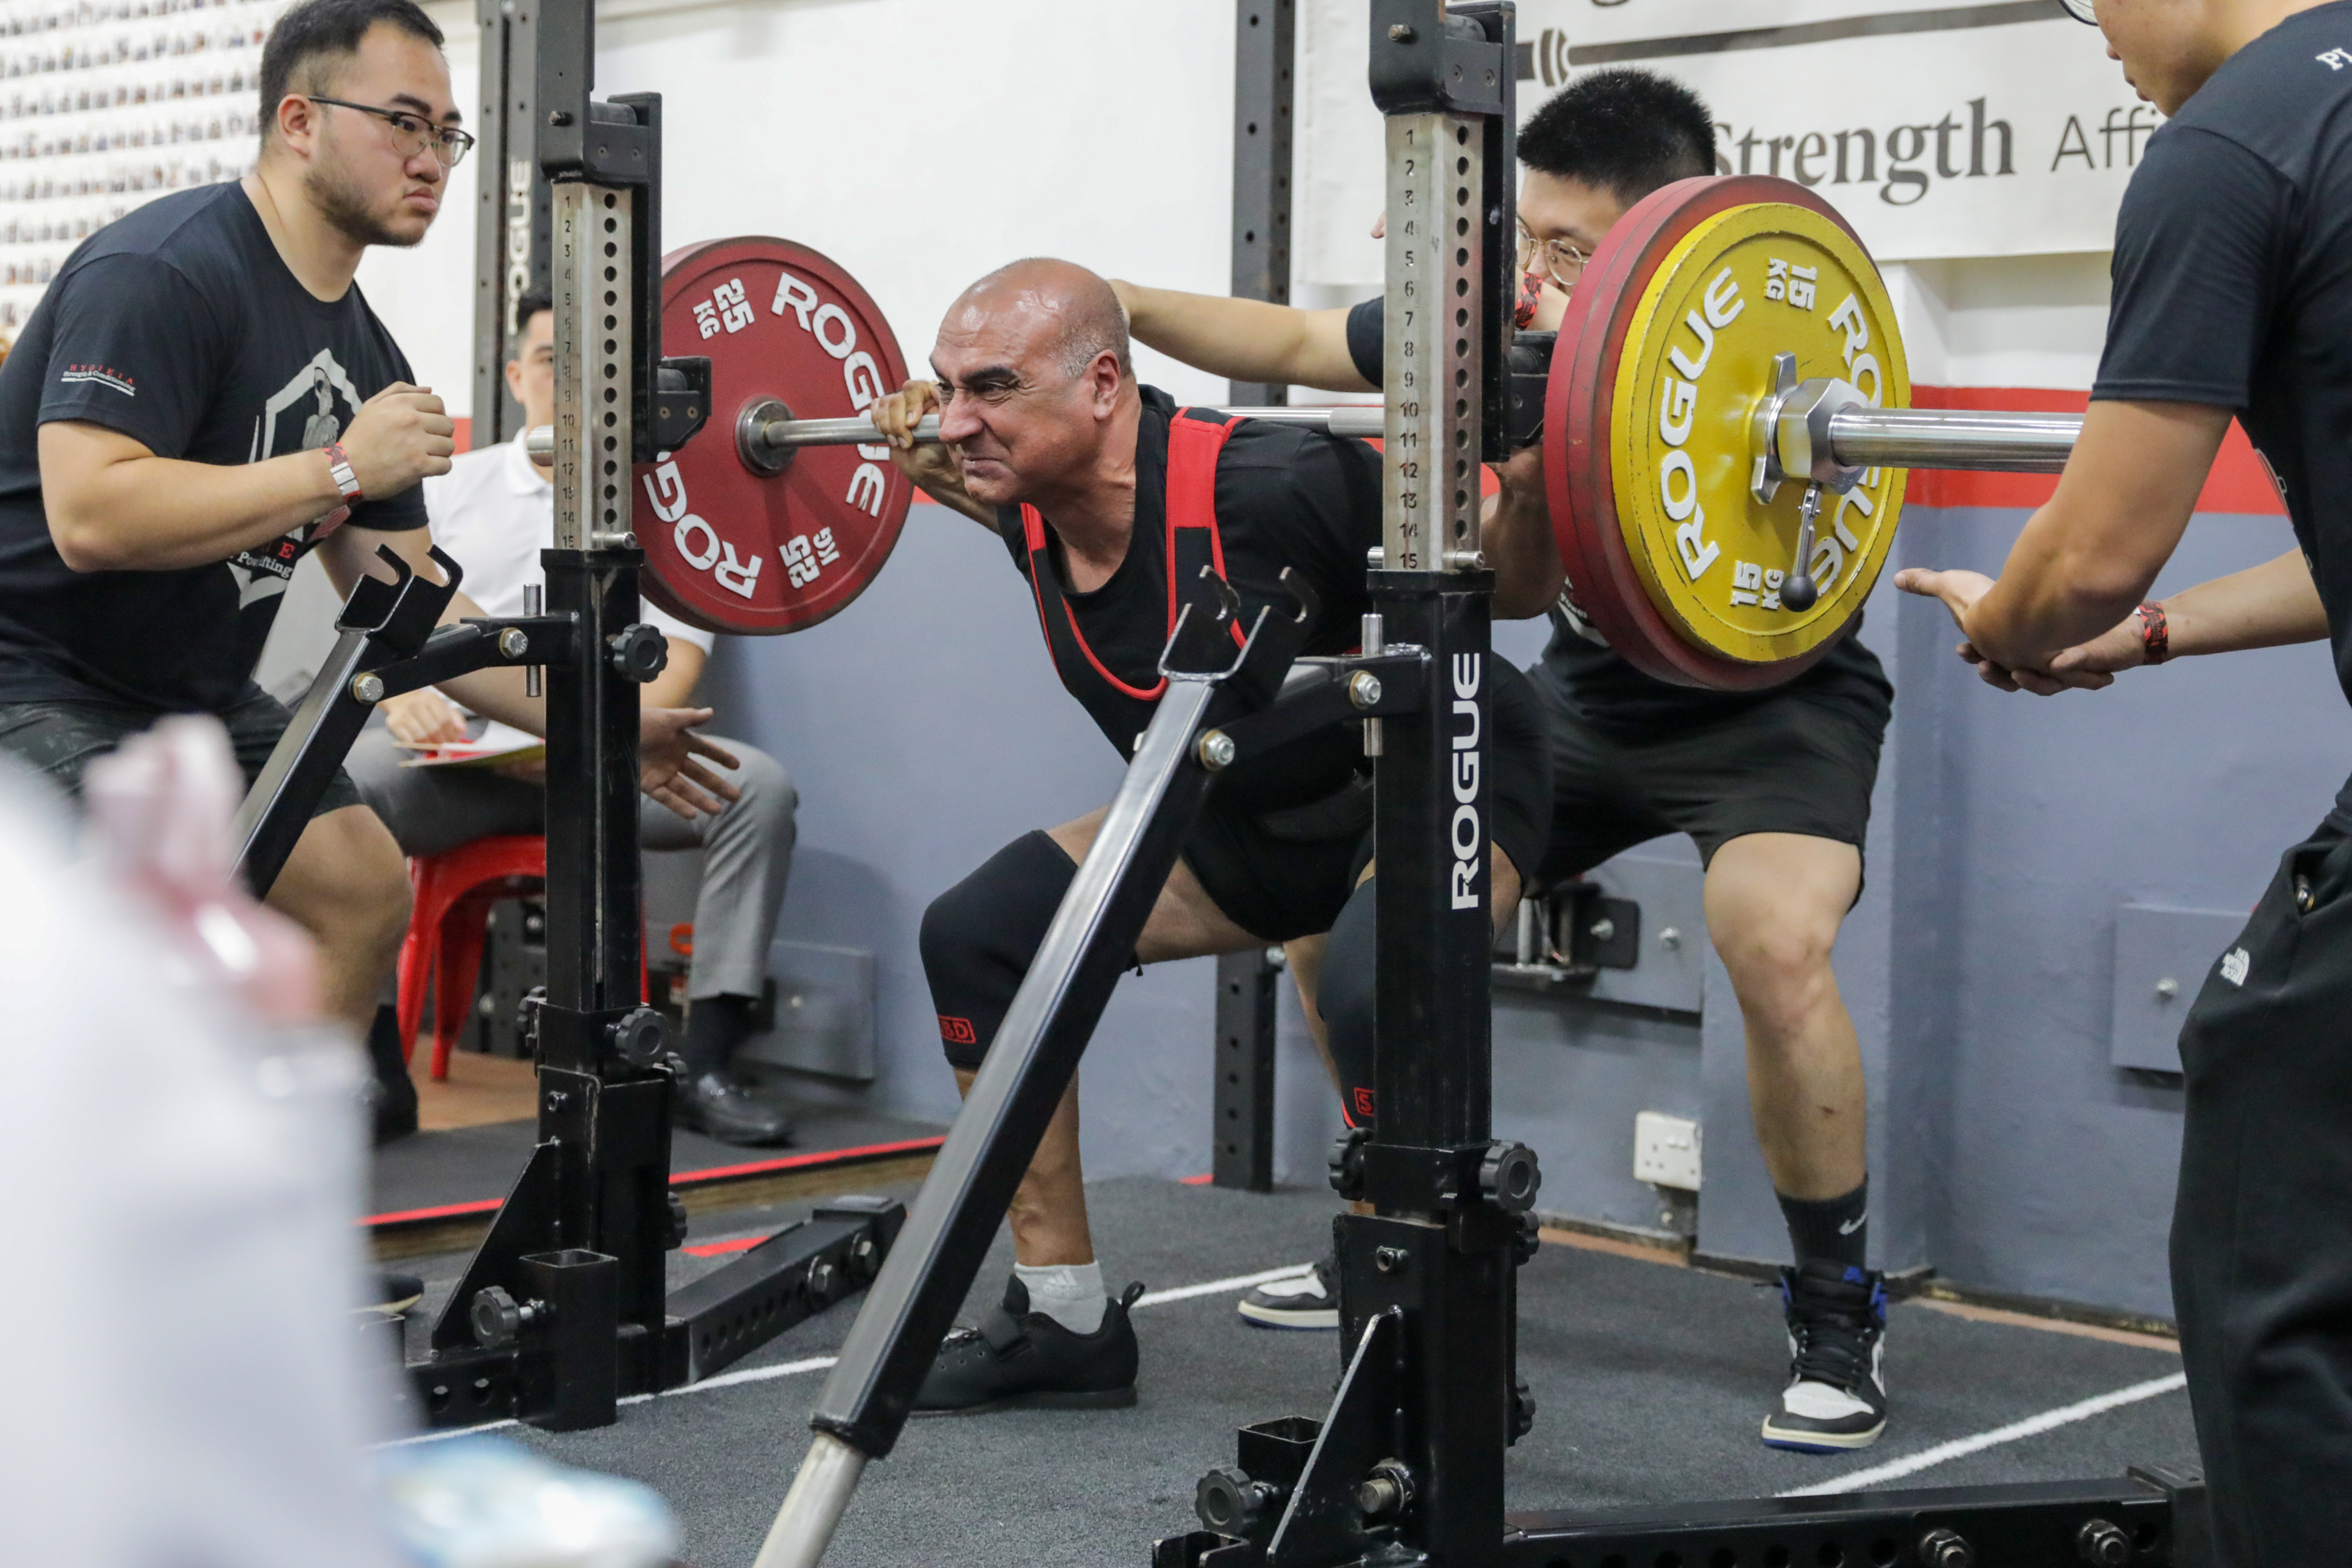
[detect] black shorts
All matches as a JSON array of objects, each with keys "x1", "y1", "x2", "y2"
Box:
[
  {"x1": 0, "y1": 687, "x2": 364, "y2": 817},
  {"x1": 1534, "y1": 685, "x2": 1886, "y2": 888},
  {"x1": 1184, "y1": 657, "x2": 1554, "y2": 941}
]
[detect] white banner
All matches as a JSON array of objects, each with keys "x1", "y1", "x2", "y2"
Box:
[{"x1": 1296, "y1": 0, "x2": 2156, "y2": 285}]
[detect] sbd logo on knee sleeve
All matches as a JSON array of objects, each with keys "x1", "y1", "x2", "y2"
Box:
[
  {"x1": 939, "y1": 1015, "x2": 979, "y2": 1046},
  {"x1": 1451, "y1": 654, "x2": 1485, "y2": 911}
]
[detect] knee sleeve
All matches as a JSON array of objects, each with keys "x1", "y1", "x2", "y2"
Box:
[
  {"x1": 920, "y1": 829, "x2": 1079, "y2": 1070},
  {"x1": 1321, "y1": 874, "x2": 1380, "y2": 1128}
]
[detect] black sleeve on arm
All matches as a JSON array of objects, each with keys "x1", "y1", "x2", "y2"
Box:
[
  {"x1": 2094, "y1": 126, "x2": 2291, "y2": 408},
  {"x1": 35, "y1": 254, "x2": 219, "y2": 455},
  {"x1": 1345, "y1": 296, "x2": 1384, "y2": 391}
]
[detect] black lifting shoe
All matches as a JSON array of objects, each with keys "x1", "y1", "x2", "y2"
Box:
[
  {"x1": 1761, "y1": 1260, "x2": 1889, "y2": 1453},
  {"x1": 913, "y1": 1275, "x2": 1146, "y2": 1417},
  {"x1": 673, "y1": 1070, "x2": 795, "y2": 1147}
]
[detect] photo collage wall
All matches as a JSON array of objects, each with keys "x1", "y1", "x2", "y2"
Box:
[{"x1": 0, "y1": 0, "x2": 292, "y2": 333}]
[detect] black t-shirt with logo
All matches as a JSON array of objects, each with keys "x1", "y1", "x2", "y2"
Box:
[
  {"x1": 995, "y1": 385, "x2": 1381, "y2": 817},
  {"x1": 0, "y1": 183, "x2": 427, "y2": 712},
  {"x1": 2094, "y1": 2, "x2": 2352, "y2": 820},
  {"x1": 1343, "y1": 295, "x2": 1892, "y2": 735}
]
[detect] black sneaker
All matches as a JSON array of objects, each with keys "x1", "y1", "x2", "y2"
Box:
[
  {"x1": 1237, "y1": 1256, "x2": 1338, "y2": 1330},
  {"x1": 1762, "y1": 1260, "x2": 1888, "y2": 1453},
  {"x1": 912, "y1": 1275, "x2": 1144, "y2": 1416},
  {"x1": 674, "y1": 1070, "x2": 794, "y2": 1147}
]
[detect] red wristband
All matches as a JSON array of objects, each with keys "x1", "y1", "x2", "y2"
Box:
[{"x1": 2136, "y1": 601, "x2": 2171, "y2": 666}]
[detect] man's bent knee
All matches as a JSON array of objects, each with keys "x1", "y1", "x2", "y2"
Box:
[{"x1": 921, "y1": 831, "x2": 1080, "y2": 1070}]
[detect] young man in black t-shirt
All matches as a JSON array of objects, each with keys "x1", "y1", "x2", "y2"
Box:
[
  {"x1": 1900, "y1": 2, "x2": 2352, "y2": 1557},
  {"x1": 0, "y1": 0, "x2": 732, "y2": 1139},
  {"x1": 867, "y1": 257, "x2": 1552, "y2": 1414},
  {"x1": 1117, "y1": 69, "x2": 1899, "y2": 1454}
]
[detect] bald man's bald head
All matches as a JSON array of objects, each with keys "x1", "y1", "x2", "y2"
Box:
[{"x1": 951, "y1": 257, "x2": 1133, "y2": 381}]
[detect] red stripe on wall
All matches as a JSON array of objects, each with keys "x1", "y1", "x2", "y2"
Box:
[{"x1": 1908, "y1": 387, "x2": 2283, "y2": 515}]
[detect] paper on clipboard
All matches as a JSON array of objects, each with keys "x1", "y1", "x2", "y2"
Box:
[{"x1": 397, "y1": 719, "x2": 547, "y2": 770}]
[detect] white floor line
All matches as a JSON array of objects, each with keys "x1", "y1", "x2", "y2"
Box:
[
  {"x1": 376, "y1": 1261, "x2": 1317, "y2": 1447},
  {"x1": 1776, "y1": 1371, "x2": 2189, "y2": 1497},
  {"x1": 1136, "y1": 1262, "x2": 1315, "y2": 1308}
]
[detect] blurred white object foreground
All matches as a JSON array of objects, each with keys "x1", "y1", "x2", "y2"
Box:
[
  {"x1": 0, "y1": 719, "x2": 677, "y2": 1568},
  {"x1": 379, "y1": 1436, "x2": 678, "y2": 1568},
  {"x1": 0, "y1": 718, "x2": 404, "y2": 1567}
]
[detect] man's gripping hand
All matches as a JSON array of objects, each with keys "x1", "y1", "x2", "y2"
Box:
[
  {"x1": 870, "y1": 379, "x2": 990, "y2": 523},
  {"x1": 639, "y1": 705, "x2": 743, "y2": 820},
  {"x1": 382, "y1": 688, "x2": 470, "y2": 744},
  {"x1": 339, "y1": 381, "x2": 457, "y2": 499},
  {"x1": 1895, "y1": 566, "x2": 2136, "y2": 695}
]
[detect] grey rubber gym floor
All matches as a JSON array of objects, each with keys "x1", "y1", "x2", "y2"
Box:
[{"x1": 392, "y1": 1177, "x2": 2196, "y2": 1568}]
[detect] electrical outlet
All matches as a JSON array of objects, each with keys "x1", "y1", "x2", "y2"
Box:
[{"x1": 1633, "y1": 1111, "x2": 1702, "y2": 1191}]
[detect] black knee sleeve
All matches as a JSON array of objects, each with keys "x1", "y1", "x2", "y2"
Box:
[
  {"x1": 920, "y1": 829, "x2": 1079, "y2": 1070},
  {"x1": 1322, "y1": 874, "x2": 1380, "y2": 1128}
]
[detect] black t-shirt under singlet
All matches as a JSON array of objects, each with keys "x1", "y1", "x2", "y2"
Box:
[
  {"x1": 1343, "y1": 295, "x2": 1893, "y2": 733},
  {"x1": 997, "y1": 385, "x2": 1382, "y2": 817},
  {"x1": 0, "y1": 183, "x2": 427, "y2": 712},
  {"x1": 2094, "y1": 3, "x2": 2352, "y2": 821}
]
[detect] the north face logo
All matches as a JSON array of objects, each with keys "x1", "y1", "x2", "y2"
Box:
[
  {"x1": 2219, "y1": 948, "x2": 2251, "y2": 987},
  {"x1": 938, "y1": 1015, "x2": 978, "y2": 1046}
]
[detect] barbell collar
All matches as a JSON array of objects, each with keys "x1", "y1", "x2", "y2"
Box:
[{"x1": 1826, "y1": 407, "x2": 2080, "y2": 474}]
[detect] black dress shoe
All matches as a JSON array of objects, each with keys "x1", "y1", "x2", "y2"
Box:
[
  {"x1": 367, "y1": 1069, "x2": 419, "y2": 1147},
  {"x1": 913, "y1": 1275, "x2": 1145, "y2": 1416},
  {"x1": 674, "y1": 1070, "x2": 794, "y2": 1146}
]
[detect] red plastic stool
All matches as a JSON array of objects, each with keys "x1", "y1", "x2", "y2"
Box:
[{"x1": 396, "y1": 835, "x2": 648, "y2": 1081}]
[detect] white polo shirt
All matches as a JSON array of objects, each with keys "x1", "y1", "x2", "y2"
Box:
[{"x1": 422, "y1": 429, "x2": 716, "y2": 655}]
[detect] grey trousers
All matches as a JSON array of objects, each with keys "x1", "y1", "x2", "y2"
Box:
[{"x1": 347, "y1": 720, "x2": 797, "y2": 1002}]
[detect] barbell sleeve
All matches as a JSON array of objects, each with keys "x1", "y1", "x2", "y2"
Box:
[{"x1": 1826, "y1": 407, "x2": 2081, "y2": 474}]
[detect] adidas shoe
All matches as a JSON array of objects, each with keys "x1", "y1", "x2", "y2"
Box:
[
  {"x1": 912, "y1": 1274, "x2": 1144, "y2": 1416},
  {"x1": 1760, "y1": 1260, "x2": 1888, "y2": 1453},
  {"x1": 1237, "y1": 1257, "x2": 1338, "y2": 1330}
]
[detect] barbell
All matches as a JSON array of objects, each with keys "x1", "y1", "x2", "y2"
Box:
[{"x1": 566, "y1": 180, "x2": 2084, "y2": 685}]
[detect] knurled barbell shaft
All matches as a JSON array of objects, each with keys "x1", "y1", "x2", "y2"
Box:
[
  {"x1": 1826, "y1": 407, "x2": 2081, "y2": 474},
  {"x1": 524, "y1": 404, "x2": 1387, "y2": 461}
]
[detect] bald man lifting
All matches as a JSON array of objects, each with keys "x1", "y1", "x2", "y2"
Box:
[{"x1": 868, "y1": 258, "x2": 1552, "y2": 1415}]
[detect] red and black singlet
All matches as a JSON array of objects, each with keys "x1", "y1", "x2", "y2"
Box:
[{"x1": 1017, "y1": 407, "x2": 1250, "y2": 752}]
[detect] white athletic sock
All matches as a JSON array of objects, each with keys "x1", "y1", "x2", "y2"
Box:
[{"x1": 1014, "y1": 1260, "x2": 1106, "y2": 1334}]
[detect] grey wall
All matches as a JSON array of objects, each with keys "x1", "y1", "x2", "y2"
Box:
[{"x1": 1887, "y1": 505, "x2": 2346, "y2": 1317}]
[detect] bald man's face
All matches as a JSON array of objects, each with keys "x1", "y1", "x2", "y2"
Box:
[{"x1": 929, "y1": 292, "x2": 1123, "y2": 507}]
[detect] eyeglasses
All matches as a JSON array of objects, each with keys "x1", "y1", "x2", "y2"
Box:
[
  {"x1": 1516, "y1": 219, "x2": 1589, "y2": 290},
  {"x1": 2054, "y1": 0, "x2": 2095, "y2": 23},
  {"x1": 303, "y1": 95, "x2": 476, "y2": 168}
]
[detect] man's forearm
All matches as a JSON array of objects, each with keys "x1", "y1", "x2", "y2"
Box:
[
  {"x1": 1117, "y1": 284, "x2": 1372, "y2": 395},
  {"x1": 2159, "y1": 549, "x2": 2328, "y2": 658},
  {"x1": 45, "y1": 438, "x2": 343, "y2": 572},
  {"x1": 1963, "y1": 400, "x2": 2229, "y2": 669}
]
